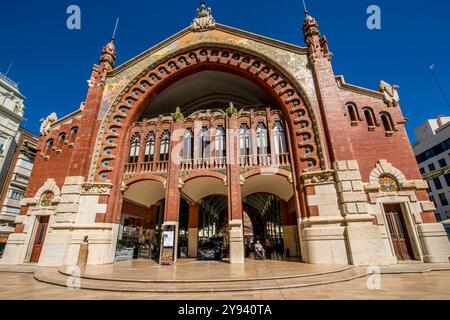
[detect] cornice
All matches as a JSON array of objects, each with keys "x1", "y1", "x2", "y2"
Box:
[
  {"x1": 335, "y1": 75, "x2": 384, "y2": 99},
  {"x1": 49, "y1": 108, "x2": 83, "y2": 130},
  {"x1": 0, "y1": 104, "x2": 25, "y2": 123}
]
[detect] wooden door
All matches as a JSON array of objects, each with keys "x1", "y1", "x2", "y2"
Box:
[
  {"x1": 384, "y1": 204, "x2": 414, "y2": 261},
  {"x1": 30, "y1": 216, "x2": 50, "y2": 263}
]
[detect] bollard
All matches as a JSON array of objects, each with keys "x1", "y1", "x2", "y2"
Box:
[{"x1": 77, "y1": 236, "x2": 89, "y2": 268}]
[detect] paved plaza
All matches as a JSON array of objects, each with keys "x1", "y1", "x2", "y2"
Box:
[{"x1": 0, "y1": 260, "x2": 449, "y2": 300}]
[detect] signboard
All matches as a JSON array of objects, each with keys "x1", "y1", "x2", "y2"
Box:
[
  {"x1": 163, "y1": 230, "x2": 175, "y2": 248},
  {"x1": 115, "y1": 248, "x2": 134, "y2": 262},
  {"x1": 160, "y1": 224, "x2": 176, "y2": 265}
]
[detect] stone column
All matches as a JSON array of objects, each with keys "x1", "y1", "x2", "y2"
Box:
[
  {"x1": 226, "y1": 109, "x2": 245, "y2": 264},
  {"x1": 188, "y1": 204, "x2": 199, "y2": 258},
  {"x1": 161, "y1": 119, "x2": 184, "y2": 264}
]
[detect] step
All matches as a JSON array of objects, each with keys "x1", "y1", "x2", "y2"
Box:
[{"x1": 34, "y1": 268, "x2": 367, "y2": 294}]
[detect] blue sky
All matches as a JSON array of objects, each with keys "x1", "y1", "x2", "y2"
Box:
[{"x1": 0, "y1": 0, "x2": 449, "y2": 142}]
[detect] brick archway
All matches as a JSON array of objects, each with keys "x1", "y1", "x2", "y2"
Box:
[{"x1": 91, "y1": 45, "x2": 324, "y2": 223}]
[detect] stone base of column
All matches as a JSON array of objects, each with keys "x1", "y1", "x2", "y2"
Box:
[
  {"x1": 0, "y1": 233, "x2": 28, "y2": 265},
  {"x1": 229, "y1": 219, "x2": 244, "y2": 264},
  {"x1": 188, "y1": 228, "x2": 198, "y2": 258},
  {"x1": 39, "y1": 223, "x2": 118, "y2": 267},
  {"x1": 302, "y1": 218, "x2": 348, "y2": 265},
  {"x1": 345, "y1": 222, "x2": 395, "y2": 266},
  {"x1": 418, "y1": 223, "x2": 450, "y2": 263}
]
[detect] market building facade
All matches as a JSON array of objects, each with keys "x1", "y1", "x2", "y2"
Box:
[{"x1": 1, "y1": 5, "x2": 449, "y2": 267}]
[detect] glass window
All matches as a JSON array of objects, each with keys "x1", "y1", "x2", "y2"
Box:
[
  {"x1": 434, "y1": 177, "x2": 443, "y2": 190},
  {"x1": 430, "y1": 196, "x2": 436, "y2": 206},
  {"x1": 439, "y1": 193, "x2": 449, "y2": 206},
  {"x1": 214, "y1": 126, "x2": 226, "y2": 158},
  {"x1": 419, "y1": 167, "x2": 425, "y2": 175},
  {"x1": 0, "y1": 136, "x2": 6, "y2": 154},
  {"x1": 160, "y1": 130, "x2": 170, "y2": 161},
  {"x1": 57, "y1": 133, "x2": 66, "y2": 149},
  {"x1": 183, "y1": 129, "x2": 194, "y2": 160},
  {"x1": 429, "y1": 163, "x2": 436, "y2": 172},
  {"x1": 273, "y1": 121, "x2": 288, "y2": 155},
  {"x1": 144, "y1": 133, "x2": 155, "y2": 162},
  {"x1": 416, "y1": 138, "x2": 450, "y2": 164},
  {"x1": 199, "y1": 127, "x2": 210, "y2": 160},
  {"x1": 346, "y1": 104, "x2": 358, "y2": 122},
  {"x1": 239, "y1": 124, "x2": 251, "y2": 156},
  {"x1": 256, "y1": 122, "x2": 269, "y2": 155},
  {"x1": 70, "y1": 127, "x2": 79, "y2": 144},
  {"x1": 444, "y1": 173, "x2": 450, "y2": 187},
  {"x1": 45, "y1": 139, "x2": 54, "y2": 156},
  {"x1": 380, "y1": 113, "x2": 394, "y2": 132},
  {"x1": 439, "y1": 158, "x2": 447, "y2": 168},
  {"x1": 129, "y1": 133, "x2": 141, "y2": 163},
  {"x1": 8, "y1": 190, "x2": 24, "y2": 201},
  {"x1": 363, "y1": 108, "x2": 375, "y2": 127}
]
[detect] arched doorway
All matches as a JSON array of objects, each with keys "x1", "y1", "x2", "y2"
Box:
[
  {"x1": 115, "y1": 178, "x2": 165, "y2": 262},
  {"x1": 243, "y1": 193, "x2": 300, "y2": 260}
]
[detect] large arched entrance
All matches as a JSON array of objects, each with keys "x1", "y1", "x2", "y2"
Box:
[{"x1": 100, "y1": 46, "x2": 323, "y2": 264}]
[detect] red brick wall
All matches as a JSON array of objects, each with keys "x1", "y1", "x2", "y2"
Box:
[
  {"x1": 25, "y1": 117, "x2": 83, "y2": 199},
  {"x1": 336, "y1": 92, "x2": 422, "y2": 182}
]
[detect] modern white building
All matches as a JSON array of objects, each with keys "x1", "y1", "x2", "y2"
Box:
[
  {"x1": 0, "y1": 73, "x2": 25, "y2": 191},
  {"x1": 0, "y1": 72, "x2": 33, "y2": 257},
  {"x1": 413, "y1": 116, "x2": 450, "y2": 239},
  {"x1": 0, "y1": 128, "x2": 38, "y2": 254}
]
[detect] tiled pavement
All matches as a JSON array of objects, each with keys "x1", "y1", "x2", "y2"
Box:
[{"x1": 1, "y1": 260, "x2": 450, "y2": 300}]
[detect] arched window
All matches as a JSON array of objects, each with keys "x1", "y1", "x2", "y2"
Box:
[
  {"x1": 198, "y1": 127, "x2": 211, "y2": 159},
  {"x1": 363, "y1": 108, "x2": 376, "y2": 128},
  {"x1": 57, "y1": 133, "x2": 66, "y2": 149},
  {"x1": 44, "y1": 139, "x2": 54, "y2": 157},
  {"x1": 239, "y1": 124, "x2": 252, "y2": 156},
  {"x1": 380, "y1": 112, "x2": 395, "y2": 132},
  {"x1": 144, "y1": 132, "x2": 155, "y2": 162},
  {"x1": 160, "y1": 130, "x2": 170, "y2": 161},
  {"x1": 199, "y1": 126, "x2": 211, "y2": 160},
  {"x1": 183, "y1": 129, "x2": 194, "y2": 160},
  {"x1": 214, "y1": 126, "x2": 226, "y2": 158},
  {"x1": 256, "y1": 122, "x2": 269, "y2": 155},
  {"x1": 346, "y1": 104, "x2": 359, "y2": 123},
  {"x1": 273, "y1": 121, "x2": 288, "y2": 154},
  {"x1": 129, "y1": 133, "x2": 141, "y2": 163},
  {"x1": 69, "y1": 127, "x2": 79, "y2": 144}
]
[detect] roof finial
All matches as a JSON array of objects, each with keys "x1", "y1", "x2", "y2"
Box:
[
  {"x1": 112, "y1": 18, "x2": 119, "y2": 41},
  {"x1": 191, "y1": 2, "x2": 216, "y2": 32}
]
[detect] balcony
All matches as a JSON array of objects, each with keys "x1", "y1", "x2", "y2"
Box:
[
  {"x1": 124, "y1": 153, "x2": 291, "y2": 177},
  {"x1": 239, "y1": 153, "x2": 290, "y2": 168},
  {"x1": 125, "y1": 161, "x2": 169, "y2": 175}
]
